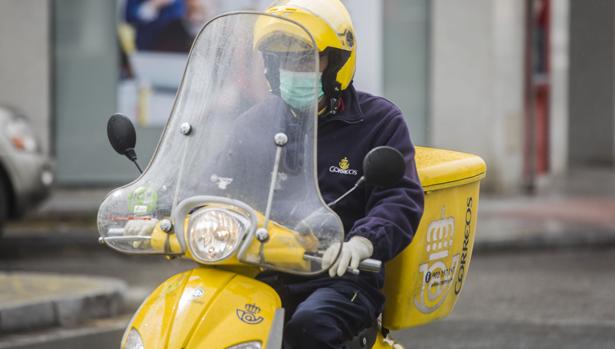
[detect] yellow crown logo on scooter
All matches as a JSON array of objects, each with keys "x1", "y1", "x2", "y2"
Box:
[
  {"x1": 339, "y1": 157, "x2": 350, "y2": 170},
  {"x1": 246, "y1": 303, "x2": 261, "y2": 314},
  {"x1": 237, "y1": 303, "x2": 264, "y2": 325}
]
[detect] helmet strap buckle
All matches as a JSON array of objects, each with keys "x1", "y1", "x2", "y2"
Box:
[{"x1": 329, "y1": 97, "x2": 339, "y2": 115}]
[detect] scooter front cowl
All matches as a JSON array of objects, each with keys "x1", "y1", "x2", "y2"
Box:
[{"x1": 124, "y1": 267, "x2": 283, "y2": 349}]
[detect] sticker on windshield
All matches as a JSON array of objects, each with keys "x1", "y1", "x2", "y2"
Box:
[
  {"x1": 128, "y1": 186, "x2": 158, "y2": 216},
  {"x1": 210, "y1": 174, "x2": 233, "y2": 190}
]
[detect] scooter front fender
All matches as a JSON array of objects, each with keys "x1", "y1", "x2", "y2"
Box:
[{"x1": 123, "y1": 267, "x2": 283, "y2": 349}]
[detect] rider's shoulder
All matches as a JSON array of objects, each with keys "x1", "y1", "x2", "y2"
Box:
[
  {"x1": 352, "y1": 88, "x2": 405, "y2": 127},
  {"x1": 352, "y1": 88, "x2": 403, "y2": 121}
]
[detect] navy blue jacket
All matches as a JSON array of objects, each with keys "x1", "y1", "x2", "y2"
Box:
[
  {"x1": 233, "y1": 85, "x2": 424, "y2": 310},
  {"x1": 316, "y1": 86, "x2": 423, "y2": 282},
  {"x1": 270, "y1": 86, "x2": 424, "y2": 311},
  {"x1": 318, "y1": 86, "x2": 423, "y2": 264}
]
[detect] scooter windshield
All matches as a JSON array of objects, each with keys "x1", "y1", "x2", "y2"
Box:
[{"x1": 98, "y1": 12, "x2": 344, "y2": 275}]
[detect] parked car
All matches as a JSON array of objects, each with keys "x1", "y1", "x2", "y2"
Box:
[{"x1": 0, "y1": 106, "x2": 53, "y2": 235}]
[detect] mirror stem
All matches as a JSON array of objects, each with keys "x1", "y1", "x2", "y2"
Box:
[
  {"x1": 132, "y1": 160, "x2": 143, "y2": 174},
  {"x1": 327, "y1": 176, "x2": 365, "y2": 208},
  {"x1": 124, "y1": 148, "x2": 143, "y2": 174}
]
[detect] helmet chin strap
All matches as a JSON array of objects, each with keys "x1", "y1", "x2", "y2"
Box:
[
  {"x1": 329, "y1": 96, "x2": 339, "y2": 115},
  {"x1": 326, "y1": 91, "x2": 343, "y2": 116},
  {"x1": 317, "y1": 94, "x2": 340, "y2": 117},
  {"x1": 320, "y1": 48, "x2": 349, "y2": 116}
]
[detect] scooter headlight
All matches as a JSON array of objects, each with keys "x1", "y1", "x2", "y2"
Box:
[
  {"x1": 187, "y1": 207, "x2": 249, "y2": 263},
  {"x1": 123, "y1": 328, "x2": 144, "y2": 349}
]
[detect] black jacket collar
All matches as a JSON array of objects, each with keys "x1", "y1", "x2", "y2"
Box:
[{"x1": 319, "y1": 85, "x2": 365, "y2": 126}]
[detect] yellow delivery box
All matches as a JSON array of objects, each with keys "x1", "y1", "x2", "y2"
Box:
[{"x1": 382, "y1": 146, "x2": 486, "y2": 330}]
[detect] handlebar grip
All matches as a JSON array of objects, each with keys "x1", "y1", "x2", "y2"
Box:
[
  {"x1": 357, "y1": 258, "x2": 382, "y2": 273},
  {"x1": 304, "y1": 254, "x2": 382, "y2": 275}
]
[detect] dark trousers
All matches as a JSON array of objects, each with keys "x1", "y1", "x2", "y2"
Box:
[{"x1": 259, "y1": 273, "x2": 380, "y2": 349}]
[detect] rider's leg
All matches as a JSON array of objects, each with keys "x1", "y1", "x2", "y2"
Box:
[{"x1": 283, "y1": 281, "x2": 378, "y2": 349}]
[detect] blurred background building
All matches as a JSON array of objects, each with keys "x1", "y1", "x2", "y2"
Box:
[{"x1": 0, "y1": 0, "x2": 610, "y2": 193}]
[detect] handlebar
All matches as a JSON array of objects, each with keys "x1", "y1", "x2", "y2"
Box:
[
  {"x1": 103, "y1": 226, "x2": 383, "y2": 275},
  {"x1": 355, "y1": 258, "x2": 383, "y2": 273},
  {"x1": 303, "y1": 254, "x2": 382, "y2": 275}
]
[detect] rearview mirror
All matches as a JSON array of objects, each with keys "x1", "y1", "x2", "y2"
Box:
[
  {"x1": 362, "y1": 146, "x2": 406, "y2": 187},
  {"x1": 107, "y1": 114, "x2": 142, "y2": 173},
  {"x1": 107, "y1": 113, "x2": 136, "y2": 155}
]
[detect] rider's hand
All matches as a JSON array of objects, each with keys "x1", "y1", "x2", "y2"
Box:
[
  {"x1": 125, "y1": 218, "x2": 158, "y2": 236},
  {"x1": 321, "y1": 236, "x2": 373, "y2": 277},
  {"x1": 124, "y1": 219, "x2": 158, "y2": 248}
]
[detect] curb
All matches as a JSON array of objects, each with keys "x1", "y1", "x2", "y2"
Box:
[
  {"x1": 0, "y1": 317, "x2": 127, "y2": 349},
  {"x1": 0, "y1": 273, "x2": 126, "y2": 333}
]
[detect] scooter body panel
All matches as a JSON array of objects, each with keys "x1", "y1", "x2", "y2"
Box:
[{"x1": 125, "y1": 266, "x2": 282, "y2": 349}]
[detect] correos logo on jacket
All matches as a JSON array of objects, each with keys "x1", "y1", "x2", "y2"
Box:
[{"x1": 329, "y1": 157, "x2": 358, "y2": 176}]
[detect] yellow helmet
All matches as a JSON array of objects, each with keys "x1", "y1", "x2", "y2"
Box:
[{"x1": 254, "y1": 0, "x2": 356, "y2": 114}]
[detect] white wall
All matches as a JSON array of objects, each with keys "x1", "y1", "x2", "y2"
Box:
[
  {"x1": 382, "y1": 0, "x2": 430, "y2": 145},
  {"x1": 343, "y1": 0, "x2": 383, "y2": 96},
  {"x1": 568, "y1": 1, "x2": 615, "y2": 166},
  {"x1": 430, "y1": 0, "x2": 526, "y2": 191},
  {"x1": 549, "y1": 0, "x2": 569, "y2": 175},
  {"x1": 0, "y1": 0, "x2": 51, "y2": 155}
]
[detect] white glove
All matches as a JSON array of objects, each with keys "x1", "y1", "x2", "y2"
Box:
[
  {"x1": 124, "y1": 218, "x2": 158, "y2": 236},
  {"x1": 124, "y1": 219, "x2": 158, "y2": 248},
  {"x1": 321, "y1": 236, "x2": 374, "y2": 277}
]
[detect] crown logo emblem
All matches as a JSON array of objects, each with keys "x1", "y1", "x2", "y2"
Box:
[
  {"x1": 329, "y1": 156, "x2": 358, "y2": 176},
  {"x1": 236, "y1": 303, "x2": 264, "y2": 325},
  {"x1": 246, "y1": 304, "x2": 260, "y2": 314}
]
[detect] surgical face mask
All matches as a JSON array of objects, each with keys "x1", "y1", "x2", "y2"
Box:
[{"x1": 279, "y1": 69, "x2": 325, "y2": 110}]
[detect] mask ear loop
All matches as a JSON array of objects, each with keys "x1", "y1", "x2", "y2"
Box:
[{"x1": 320, "y1": 48, "x2": 351, "y2": 115}]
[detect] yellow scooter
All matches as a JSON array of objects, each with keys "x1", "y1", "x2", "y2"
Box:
[{"x1": 98, "y1": 12, "x2": 486, "y2": 349}]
